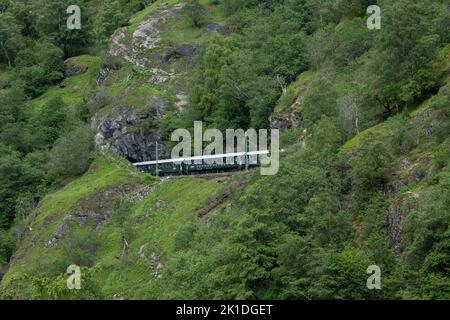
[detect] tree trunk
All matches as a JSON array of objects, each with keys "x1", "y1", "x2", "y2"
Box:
[{"x1": 0, "y1": 41, "x2": 11, "y2": 67}]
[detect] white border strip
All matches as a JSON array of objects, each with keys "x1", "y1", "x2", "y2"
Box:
[{"x1": 133, "y1": 150, "x2": 270, "y2": 166}]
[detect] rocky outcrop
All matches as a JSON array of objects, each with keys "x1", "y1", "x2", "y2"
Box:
[
  {"x1": 138, "y1": 244, "x2": 163, "y2": 278},
  {"x1": 92, "y1": 107, "x2": 164, "y2": 162},
  {"x1": 46, "y1": 184, "x2": 153, "y2": 247},
  {"x1": 269, "y1": 75, "x2": 311, "y2": 130},
  {"x1": 269, "y1": 111, "x2": 302, "y2": 130},
  {"x1": 175, "y1": 91, "x2": 188, "y2": 112},
  {"x1": 384, "y1": 156, "x2": 431, "y2": 256},
  {"x1": 386, "y1": 194, "x2": 409, "y2": 256},
  {"x1": 385, "y1": 157, "x2": 431, "y2": 196},
  {"x1": 204, "y1": 23, "x2": 228, "y2": 36},
  {"x1": 64, "y1": 59, "x2": 88, "y2": 77},
  {"x1": 108, "y1": 3, "x2": 186, "y2": 68}
]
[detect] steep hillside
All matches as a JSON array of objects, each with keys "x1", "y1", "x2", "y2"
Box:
[
  {"x1": 1, "y1": 0, "x2": 449, "y2": 300},
  {"x1": 92, "y1": 0, "x2": 227, "y2": 162},
  {"x1": 1, "y1": 156, "x2": 242, "y2": 299}
]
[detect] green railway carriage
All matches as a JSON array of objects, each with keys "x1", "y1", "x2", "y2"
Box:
[{"x1": 134, "y1": 151, "x2": 269, "y2": 176}]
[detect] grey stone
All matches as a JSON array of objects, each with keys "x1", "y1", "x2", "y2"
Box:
[
  {"x1": 175, "y1": 44, "x2": 196, "y2": 58},
  {"x1": 93, "y1": 107, "x2": 164, "y2": 162},
  {"x1": 269, "y1": 111, "x2": 302, "y2": 130},
  {"x1": 64, "y1": 59, "x2": 88, "y2": 77},
  {"x1": 204, "y1": 23, "x2": 227, "y2": 35}
]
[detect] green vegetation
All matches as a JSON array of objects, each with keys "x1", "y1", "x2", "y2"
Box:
[
  {"x1": 1, "y1": 0, "x2": 450, "y2": 300},
  {"x1": 0, "y1": 156, "x2": 229, "y2": 299},
  {"x1": 275, "y1": 71, "x2": 315, "y2": 112}
]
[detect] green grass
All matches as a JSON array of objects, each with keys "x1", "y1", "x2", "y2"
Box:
[
  {"x1": 0, "y1": 65, "x2": 10, "y2": 89},
  {"x1": 275, "y1": 70, "x2": 315, "y2": 112},
  {"x1": 159, "y1": 0, "x2": 227, "y2": 47},
  {"x1": 439, "y1": 44, "x2": 450, "y2": 85},
  {"x1": 0, "y1": 156, "x2": 151, "y2": 297},
  {"x1": 341, "y1": 123, "x2": 392, "y2": 152},
  {"x1": 128, "y1": 0, "x2": 182, "y2": 34},
  {"x1": 98, "y1": 63, "x2": 167, "y2": 118},
  {"x1": 32, "y1": 55, "x2": 101, "y2": 110},
  {"x1": 37, "y1": 157, "x2": 145, "y2": 222},
  {"x1": 2, "y1": 156, "x2": 149, "y2": 267},
  {"x1": 1, "y1": 152, "x2": 228, "y2": 298},
  {"x1": 131, "y1": 177, "x2": 225, "y2": 254},
  {"x1": 96, "y1": 176, "x2": 227, "y2": 298},
  {"x1": 409, "y1": 98, "x2": 431, "y2": 117},
  {"x1": 159, "y1": 17, "x2": 204, "y2": 47}
]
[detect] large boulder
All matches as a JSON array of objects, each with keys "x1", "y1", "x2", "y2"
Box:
[
  {"x1": 64, "y1": 59, "x2": 88, "y2": 77},
  {"x1": 269, "y1": 111, "x2": 302, "y2": 130},
  {"x1": 204, "y1": 23, "x2": 228, "y2": 36},
  {"x1": 107, "y1": 3, "x2": 186, "y2": 68},
  {"x1": 93, "y1": 107, "x2": 164, "y2": 163}
]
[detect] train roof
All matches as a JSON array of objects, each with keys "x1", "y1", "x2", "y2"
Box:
[{"x1": 133, "y1": 150, "x2": 270, "y2": 167}]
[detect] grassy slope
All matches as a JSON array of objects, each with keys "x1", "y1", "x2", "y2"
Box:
[
  {"x1": 0, "y1": 154, "x2": 230, "y2": 298},
  {"x1": 2, "y1": 0, "x2": 448, "y2": 299},
  {"x1": 98, "y1": 175, "x2": 231, "y2": 298},
  {"x1": 0, "y1": 1, "x2": 232, "y2": 298},
  {"x1": 274, "y1": 70, "x2": 316, "y2": 113},
  {"x1": 99, "y1": 0, "x2": 226, "y2": 117},
  {"x1": 32, "y1": 55, "x2": 101, "y2": 110}
]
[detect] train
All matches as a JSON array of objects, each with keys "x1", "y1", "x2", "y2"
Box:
[{"x1": 133, "y1": 150, "x2": 269, "y2": 176}]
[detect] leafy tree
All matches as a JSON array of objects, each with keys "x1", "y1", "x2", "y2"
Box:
[
  {"x1": 0, "y1": 0, "x2": 9, "y2": 13},
  {"x1": 0, "y1": 13, "x2": 22, "y2": 67},
  {"x1": 36, "y1": 0, "x2": 90, "y2": 56},
  {"x1": 94, "y1": 0, "x2": 131, "y2": 42},
  {"x1": 0, "y1": 228, "x2": 14, "y2": 278},
  {"x1": 302, "y1": 76, "x2": 338, "y2": 127},
  {"x1": 369, "y1": 0, "x2": 441, "y2": 114},
  {"x1": 30, "y1": 97, "x2": 67, "y2": 147},
  {"x1": 47, "y1": 124, "x2": 94, "y2": 179},
  {"x1": 0, "y1": 146, "x2": 48, "y2": 227},
  {"x1": 308, "y1": 246, "x2": 372, "y2": 299},
  {"x1": 0, "y1": 87, "x2": 25, "y2": 131},
  {"x1": 350, "y1": 135, "x2": 393, "y2": 193},
  {"x1": 13, "y1": 42, "x2": 64, "y2": 98},
  {"x1": 184, "y1": 0, "x2": 205, "y2": 27},
  {"x1": 333, "y1": 18, "x2": 372, "y2": 67},
  {"x1": 8, "y1": 0, "x2": 37, "y2": 37}
]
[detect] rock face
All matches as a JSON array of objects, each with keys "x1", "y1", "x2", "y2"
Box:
[
  {"x1": 386, "y1": 196, "x2": 407, "y2": 256},
  {"x1": 138, "y1": 244, "x2": 163, "y2": 278},
  {"x1": 161, "y1": 44, "x2": 197, "y2": 63},
  {"x1": 204, "y1": 23, "x2": 228, "y2": 36},
  {"x1": 46, "y1": 184, "x2": 153, "y2": 247},
  {"x1": 64, "y1": 59, "x2": 88, "y2": 77},
  {"x1": 269, "y1": 111, "x2": 302, "y2": 130},
  {"x1": 91, "y1": 3, "x2": 201, "y2": 162},
  {"x1": 269, "y1": 75, "x2": 311, "y2": 130},
  {"x1": 108, "y1": 3, "x2": 186, "y2": 67},
  {"x1": 384, "y1": 156, "x2": 431, "y2": 256},
  {"x1": 93, "y1": 107, "x2": 164, "y2": 162},
  {"x1": 175, "y1": 91, "x2": 188, "y2": 112}
]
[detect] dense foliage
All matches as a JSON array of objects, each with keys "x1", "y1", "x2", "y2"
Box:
[
  {"x1": 0, "y1": 0, "x2": 99, "y2": 277},
  {"x1": 0, "y1": 0, "x2": 449, "y2": 299}
]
